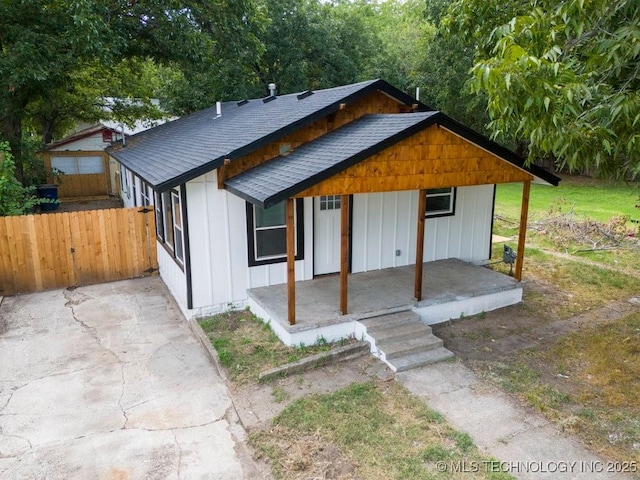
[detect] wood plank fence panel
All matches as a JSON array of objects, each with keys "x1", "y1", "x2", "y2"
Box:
[{"x1": 0, "y1": 207, "x2": 158, "y2": 295}]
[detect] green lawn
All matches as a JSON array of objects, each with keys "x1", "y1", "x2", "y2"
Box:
[{"x1": 495, "y1": 174, "x2": 639, "y2": 222}]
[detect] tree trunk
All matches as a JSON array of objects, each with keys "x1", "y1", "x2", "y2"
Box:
[
  {"x1": 2, "y1": 90, "x2": 30, "y2": 185},
  {"x1": 2, "y1": 115, "x2": 24, "y2": 185}
]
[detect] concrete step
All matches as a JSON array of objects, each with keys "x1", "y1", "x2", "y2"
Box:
[
  {"x1": 359, "y1": 310, "x2": 418, "y2": 330},
  {"x1": 377, "y1": 334, "x2": 443, "y2": 360},
  {"x1": 391, "y1": 348, "x2": 455, "y2": 373},
  {"x1": 360, "y1": 310, "x2": 454, "y2": 372},
  {"x1": 368, "y1": 320, "x2": 431, "y2": 343}
]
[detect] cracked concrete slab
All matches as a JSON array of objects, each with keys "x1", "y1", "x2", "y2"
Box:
[
  {"x1": 0, "y1": 277, "x2": 265, "y2": 479},
  {"x1": 397, "y1": 360, "x2": 633, "y2": 480}
]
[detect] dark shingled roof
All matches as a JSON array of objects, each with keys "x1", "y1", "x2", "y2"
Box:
[
  {"x1": 225, "y1": 111, "x2": 560, "y2": 208},
  {"x1": 225, "y1": 113, "x2": 439, "y2": 208},
  {"x1": 107, "y1": 79, "x2": 425, "y2": 191}
]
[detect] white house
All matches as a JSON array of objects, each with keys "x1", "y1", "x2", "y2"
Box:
[{"x1": 108, "y1": 79, "x2": 559, "y2": 352}]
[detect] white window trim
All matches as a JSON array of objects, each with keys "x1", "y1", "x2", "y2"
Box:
[
  {"x1": 252, "y1": 202, "x2": 297, "y2": 262},
  {"x1": 171, "y1": 190, "x2": 184, "y2": 263},
  {"x1": 425, "y1": 188, "x2": 456, "y2": 218}
]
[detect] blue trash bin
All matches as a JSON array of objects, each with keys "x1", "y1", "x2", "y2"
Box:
[{"x1": 37, "y1": 184, "x2": 59, "y2": 212}]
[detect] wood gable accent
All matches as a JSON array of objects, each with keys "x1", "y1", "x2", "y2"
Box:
[
  {"x1": 223, "y1": 91, "x2": 404, "y2": 180},
  {"x1": 293, "y1": 125, "x2": 534, "y2": 198}
]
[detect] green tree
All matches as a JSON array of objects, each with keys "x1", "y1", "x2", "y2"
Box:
[
  {"x1": 0, "y1": 142, "x2": 40, "y2": 216},
  {"x1": 0, "y1": 0, "x2": 251, "y2": 184},
  {"x1": 447, "y1": 0, "x2": 640, "y2": 178}
]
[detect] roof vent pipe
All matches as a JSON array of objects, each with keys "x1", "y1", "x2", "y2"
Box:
[
  {"x1": 118, "y1": 123, "x2": 126, "y2": 146},
  {"x1": 215, "y1": 101, "x2": 221, "y2": 117},
  {"x1": 415, "y1": 87, "x2": 420, "y2": 102},
  {"x1": 268, "y1": 83, "x2": 276, "y2": 97}
]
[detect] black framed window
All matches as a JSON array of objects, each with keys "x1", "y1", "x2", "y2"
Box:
[
  {"x1": 425, "y1": 188, "x2": 456, "y2": 218},
  {"x1": 153, "y1": 188, "x2": 185, "y2": 267},
  {"x1": 246, "y1": 199, "x2": 304, "y2": 266},
  {"x1": 162, "y1": 191, "x2": 174, "y2": 250},
  {"x1": 171, "y1": 190, "x2": 184, "y2": 263},
  {"x1": 154, "y1": 191, "x2": 164, "y2": 241}
]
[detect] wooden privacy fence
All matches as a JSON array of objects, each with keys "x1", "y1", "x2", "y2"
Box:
[{"x1": 0, "y1": 207, "x2": 158, "y2": 295}]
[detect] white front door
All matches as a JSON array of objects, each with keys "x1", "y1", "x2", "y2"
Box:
[{"x1": 314, "y1": 195, "x2": 342, "y2": 275}]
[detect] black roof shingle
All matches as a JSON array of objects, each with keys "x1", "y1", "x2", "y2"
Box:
[
  {"x1": 107, "y1": 79, "x2": 424, "y2": 191},
  {"x1": 107, "y1": 78, "x2": 560, "y2": 196}
]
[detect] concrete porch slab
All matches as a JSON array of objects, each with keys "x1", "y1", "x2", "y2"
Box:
[{"x1": 247, "y1": 258, "x2": 522, "y2": 346}]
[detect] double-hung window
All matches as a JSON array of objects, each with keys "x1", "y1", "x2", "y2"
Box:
[
  {"x1": 246, "y1": 199, "x2": 304, "y2": 266},
  {"x1": 425, "y1": 188, "x2": 456, "y2": 218},
  {"x1": 154, "y1": 191, "x2": 164, "y2": 241},
  {"x1": 171, "y1": 191, "x2": 184, "y2": 262},
  {"x1": 140, "y1": 182, "x2": 151, "y2": 207},
  {"x1": 154, "y1": 189, "x2": 184, "y2": 265}
]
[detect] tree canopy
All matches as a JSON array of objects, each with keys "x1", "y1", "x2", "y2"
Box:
[
  {"x1": 4, "y1": 0, "x2": 636, "y2": 198},
  {"x1": 0, "y1": 0, "x2": 257, "y2": 183},
  {"x1": 447, "y1": 0, "x2": 640, "y2": 178}
]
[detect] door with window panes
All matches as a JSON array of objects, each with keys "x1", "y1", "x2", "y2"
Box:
[{"x1": 314, "y1": 195, "x2": 341, "y2": 275}]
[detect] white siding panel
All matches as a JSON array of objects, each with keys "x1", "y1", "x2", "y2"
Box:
[
  {"x1": 50, "y1": 132, "x2": 108, "y2": 151},
  {"x1": 185, "y1": 181, "x2": 214, "y2": 308},
  {"x1": 351, "y1": 186, "x2": 494, "y2": 273},
  {"x1": 157, "y1": 244, "x2": 188, "y2": 312},
  {"x1": 394, "y1": 191, "x2": 413, "y2": 267},
  {"x1": 380, "y1": 193, "x2": 397, "y2": 269},
  {"x1": 186, "y1": 172, "x2": 314, "y2": 315},
  {"x1": 183, "y1": 175, "x2": 493, "y2": 317},
  {"x1": 226, "y1": 193, "x2": 250, "y2": 300}
]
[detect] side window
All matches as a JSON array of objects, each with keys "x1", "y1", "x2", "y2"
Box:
[
  {"x1": 425, "y1": 188, "x2": 456, "y2": 218},
  {"x1": 155, "y1": 188, "x2": 185, "y2": 266},
  {"x1": 141, "y1": 182, "x2": 151, "y2": 207},
  {"x1": 246, "y1": 199, "x2": 304, "y2": 266},
  {"x1": 162, "y1": 191, "x2": 174, "y2": 250},
  {"x1": 154, "y1": 191, "x2": 164, "y2": 241},
  {"x1": 171, "y1": 191, "x2": 184, "y2": 262}
]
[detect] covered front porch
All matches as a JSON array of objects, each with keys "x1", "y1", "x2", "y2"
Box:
[{"x1": 247, "y1": 258, "x2": 522, "y2": 347}]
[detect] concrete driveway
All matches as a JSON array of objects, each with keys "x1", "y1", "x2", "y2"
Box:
[{"x1": 0, "y1": 278, "x2": 260, "y2": 479}]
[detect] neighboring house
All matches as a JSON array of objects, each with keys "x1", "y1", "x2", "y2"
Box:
[
  {"x1": 44, "y1": 117, "x2": 170, "y2": 199},
  {"x1": 108, "y1": 79, "x2": 559, "y2": 344}
]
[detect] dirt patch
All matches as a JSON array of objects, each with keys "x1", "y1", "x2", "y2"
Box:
[{"x1": 432, "y1": 281, "x2": 640, "y2": 364}]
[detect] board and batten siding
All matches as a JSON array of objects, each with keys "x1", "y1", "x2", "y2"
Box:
[
  {"x1": 116, "y1": 162, "x2": 494, "y2": 318},
  {"x1": 185, "y1": 171, "x2": 314, "y2": 317},
  {"x1": 350, "y1": 185, "x2": 494, "y2": 273}
]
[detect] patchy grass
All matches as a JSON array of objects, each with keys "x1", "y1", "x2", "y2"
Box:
[
  {"x1": 198, "y1": 309, "x2": 332, "y2": 385},
  {"x1": 251, "y1": 381, "x2": 515, "y2": 480},
  {"x1": 490, "y1": 244, "x2": 640, "y2": 319},
  {"x1": 478, "y1": 313, "x2": 640, "y2": 465}
]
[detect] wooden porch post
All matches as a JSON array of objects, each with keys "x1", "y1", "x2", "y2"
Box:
[
  {"x1": 414, "y1": 189, "x2": 427, "y2": 300},
  {"x1": 515, "y1": 180, "x2": 531, "y2": 282},
  {"x1": 339, "y1": 195, "x2": 350, "y2": 315},
  {"x1": 286, "y1": 198, "x2": 296, "y2": 325}
]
